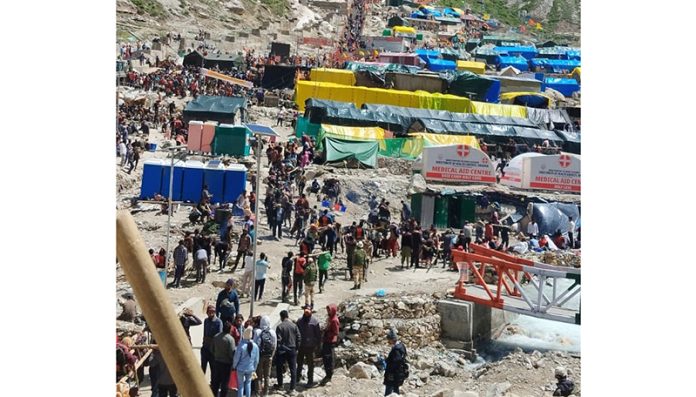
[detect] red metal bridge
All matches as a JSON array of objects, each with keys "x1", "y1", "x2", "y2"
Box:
[{"x1": 451, "y1": 244, "x2": 581, "y2": 325}]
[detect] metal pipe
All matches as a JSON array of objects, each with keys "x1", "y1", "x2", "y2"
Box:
[
  {"x1": 250, "y1": 134, "x2": 262, "y2": 318},
  {"x1": 116, "y1": 210, "x2": 213, "y2": 397},
  {"x1": 165, "y1": 152, "x2": 174, "y2": 275}
]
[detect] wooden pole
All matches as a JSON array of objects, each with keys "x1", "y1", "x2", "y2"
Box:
[{"x1": 116, "y1": 210, "x2": 213, "y2": 397}]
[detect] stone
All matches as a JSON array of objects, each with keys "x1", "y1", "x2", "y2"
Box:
[
  {"x1": 429, "y1": 389, "x2": 453, "y2": 397},
  {"x1": 397, "y1": 301, "x2": 407, "y2": 310},
  {"x1": 348, "y1": 362, "x2": 378, "y2": 379},
  {"x1": 432, "y1": 361, "x2": 458, "y2": 377},
  {"x1": 485, "y1": 382, "x2": 512, "y2": 397}
]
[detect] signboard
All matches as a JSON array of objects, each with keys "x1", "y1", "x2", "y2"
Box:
[
  {"x1": 302, "y1": 37, "x2": 334, "y2": 47},
  {"x1": 422, "y1": 144, "x2": 496, "y2": 184},
  {"x1": 522, "y1": 153, "x2": 580, "y2": 193}
]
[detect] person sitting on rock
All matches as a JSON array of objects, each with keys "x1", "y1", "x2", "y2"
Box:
[{"x1": 553, "y1": 366, "x2": 575, "y2": 396}]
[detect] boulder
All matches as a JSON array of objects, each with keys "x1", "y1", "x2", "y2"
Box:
[
  {"x1": 349, "y1": 362, "x2": 377, "y2": 379},
  {"x1": 432, "y1": 361, "x2": 458, "y2": 377},
  {"x1": 485, "y1": 382, "x2": 512, "y2": 397}
]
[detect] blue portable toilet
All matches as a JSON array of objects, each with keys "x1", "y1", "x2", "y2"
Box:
[
  {"x1": 181, "y1": 160, "x2": 205, "y2": 203},
  {"x1": 223, "y1": 164, "x2": 248, "y2": 204},
  {"x1": 161, "y1": 160, "x2": 185, "y2": 201},
  {"x1": 140, "y1": 159, "x2": 164, "y2": 199},
  {"x1": 204, "y1": 160, "x2": 226, "y2": 205}
]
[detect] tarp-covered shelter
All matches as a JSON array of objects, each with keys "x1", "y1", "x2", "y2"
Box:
[
  {"x1": 324, "y1": 138, "x2": 379, "y2": 168},
  {"x1": 269, "y1": 42, "x2": 291, "y2": 59},
  {"x1": 261, "y1": 64, "x2": 309, "y2": 89},
  {"x1": 543, "y1": 78, "x2": 580, "y2": 97},
  {"x1": 427, "y1": 58, "x2": 457, "y2": 72},
  {"x1": 493, "y1": 46, "x2": 538, "y2": 60},
  {"x1": 530, "y1": 59, "x2": 580, "y2": 73},
  {"x1": 498, "y1": 56, "x2": 529, "y2": 72},
  {"x1": 532, "y1": 202, "x2": 580, "y2": 236},
  {"x1": 490, "y1": 75, "x2": 543, "y2": 94},
  {"x1": 317, "y1": 125, "x2": 386, "y2": 149},
  {"x1": 409, "y1": 133, "x2": 479, "y2": 149},
  {"x1": 310, "y1": 68, "x2": 357, "y2": 86},
  {"x1": 183, "y1": 51, "x2": 244, "y2": 70},
  {"x1": 387, "y1": 16, "x2": 406, "y2": 28},
  {"x1": 500, "y1": 152, "x2": 544, "y2": 188},
  {"x1": 183, "y1": 95, "x2": 246, "y2": 124},
  {"x1": 500, "y1": 92, "x2": 552, "y2": 109},
  {"x1": 456, "y1": 60, "x2": 486, "y2": 74}
]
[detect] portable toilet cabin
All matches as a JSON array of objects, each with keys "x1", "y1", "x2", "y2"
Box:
[
  {"x1": 140, "y1": 159, "x2": 165, "y2": 199},
  {"x1": 181, "y1": 160, "x2": 206, "y2": 203},
  {"x1": 213, "y1": 124, "x2": 251, "y2": 157},
  {"x1": 160, "y1": 160, "x2": 185, "y2": 201},
  {"x1": 187, "y1": 121, "x2": 204, "y2": 152},
  {"x1": 223, "y1": 163, "x2": 248, "y2": 204},
  {"x1": 201, "y1": 121, "x2": 218, "y2": 153},
  {"x1": 204, "y1": 160, "x2": 226, "y2": 205}
]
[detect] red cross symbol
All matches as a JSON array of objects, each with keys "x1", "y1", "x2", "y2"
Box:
[
  {"x1": 457, "y1": 145, "x2": 470, "y2": 157},
  {"x1": 559, "y1": 154, "x2": 571, "y2": 168}
]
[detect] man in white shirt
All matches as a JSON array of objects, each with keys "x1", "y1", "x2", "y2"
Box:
[
  {"x1": 568, "y1": 217, "x2": 576, "y2": 249},
  {"x1": 119, "y1": 140, "x2": 128, "y2": 167},
  {"x1": 527, "y1": 219, "x2": 539, "y2": 239},
  {"x1": 195, "y1": 248, "x2": 208, "y2": 283},
  {"x1": 239, "y1": 252, "x2": 255, "y2": 298}
]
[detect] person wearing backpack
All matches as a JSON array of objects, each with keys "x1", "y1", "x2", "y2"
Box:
[
  {"x1": 253, "y1": 315, "x2": 277, "y2": 396},
  {"x1": 293, "y1": 253, "x2": 307, "y2": 306},
  {"x1": 233, "y1": 327, "x2": 260, "y2": 397},
  {"x1": 383, "y1": 328, "x2": 408, "y2": 396},
  {"x1": 303, "y1": 258, "x2": 318, "y2": 309},
  {"x1": 296, "y1": 305, "x2": 321, "y2": 388},
  {"x1": 281, "y1": 252, "x2": 294, "y2": 303}
]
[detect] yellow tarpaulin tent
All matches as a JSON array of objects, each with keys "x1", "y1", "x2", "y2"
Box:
[
  {"x1": 409, "y1": 133, "x2": 480, "y2": 149},
  {"x1": 470, "y1": 101, "x2": 528, "y2": 118},
  {"x1": 569, "y1": 67, "x2": 581, "y2": 83},
  {"x1": 393, "y1": 26, "x2": 417, "y2": 35},
  {"x1": 456, "y1": 60, "x2": 486, "y2": 75},
  {"x1": 310, "y1": 68, "x2": 357, "y2": 86},
  {"x1": 320, "y1": 124, "x2": 385, "y2": 141}
]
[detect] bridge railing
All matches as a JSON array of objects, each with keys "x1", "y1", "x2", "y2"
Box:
[{"x1": 451, "y1": 244, "x2": 581, "y2": 324}]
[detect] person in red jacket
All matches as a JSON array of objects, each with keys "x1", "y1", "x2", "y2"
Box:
[{"x1": 320, "y1": 304, "x2": 340, "y2": 385}]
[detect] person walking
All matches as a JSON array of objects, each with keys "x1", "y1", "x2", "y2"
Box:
[
  {"x1": 253, "y1": 316, "x2": 277, "y2": 396},
  {"x1": 274, "y1": 310, "x2": 301, "y2": 393},
  {"x1": 383, "y1": 328, "x2": 408, "y2": 396},
  {"x1": 281, "y1": 252, "x2": 294, "y2": 303},
  {"x1": 317, "y1": 251, "x2": 331, "y2": 293},
  {"x1": 296, "y1": 305, "x2": 321, "y2": 388},
  {"x1": 293, "y1": 253, "x2": 306, "y2": 306},
  {"x1": 232, "y1": 229, "x2": 251, "y2": 272},
  {"x1": 351, "y1": 242, "x2": 367, "y2": 290},
  {"x1": 201, "y1": 305, "x2": 223, "y2": 375},
  {"x1": 233, "y1": 327, "x2": 260, "y2": 397},
  {"x1": 238, "y1": 252, "x2": 255, "y2": 298},
  {"x1": 172, "y1": 240, "x2": 188, "y2": 288},
  {"x1": 211, "y1": 322, "x2": 236, "y2": 397},
  {"x1": 255, "y1": 253, "x2": 270, "y2": 301},
  {"x1": 216, "y1": 279, "x2": 240, "y2": 325},
  {"x1": 527, "y1": 218, "x2": 539, "y2": 239},
  {"x1": 194, "y1": 245, "x2": 208, "y2": 283},
  {"x1": 303, "y1": 258, "x2": 318, "y2": 309},
  {"x1": 320, "y1": 304, "x2": 340, "y2": 386}
]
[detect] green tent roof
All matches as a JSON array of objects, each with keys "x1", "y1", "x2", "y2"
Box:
[{"x1": 324, "y1": 138, "x2": 379, "y2": 168}]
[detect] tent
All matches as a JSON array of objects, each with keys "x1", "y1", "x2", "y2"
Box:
[
  {"x1": 500, "y1": 92, "x2": 552, "y2": 109},
  {"x1": 532, "y1": 203, "x2": 580, "y2": 236},
  {"x1": 183, "y1": 95, "x2": 246, "y2": 124},
  {"x1": 418, "y1": 144, "x2": 496, "y2": 184},
  {"x1": 502, "y1": 153, "x2": 580, "y2": 193},
  {"x1": 456, "y1": 60, "x2": 486, "y2": 74},
  {"x1": 500, "y1": 152, "x2": 544, "y2": 188},
  {"x1": 498, "y1": 56, "x2": 529, "y2": 72},
  {"x1": 530, "y1": 59, "x2": 580, "y2": 73},
  {"x1": 310, "y1": 68, "x2": 357, "y2": 86},
  {"x1": 428, "y1": 58, "x2": 457, "y2": 71},
  {"x1": 317, "y1": 124, "x2": 385, "y2": 150},
  {"x1": 543, "y1": 78, "x2": 580, "y2": 97},
  {"x1": 409, "y1": 133, "x2": 480, "y2": 149},
  {"x1": 324, "y1": 138, "x2": 379, "y2": 168},
  {"x1": 493, "y1": 46, "x2": 538, "y2": 60},
  {"x1": 261, "y1": 64, "x2": 309, "y2": 89}
]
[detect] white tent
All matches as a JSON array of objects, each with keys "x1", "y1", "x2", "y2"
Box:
[{"x1": 500, "y1": 152, "x2": 544, "y2": 188}]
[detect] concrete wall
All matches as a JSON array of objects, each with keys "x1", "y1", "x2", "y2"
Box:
[{"x1": 438, "y1": 299, "x2": 518, "y2": 349}]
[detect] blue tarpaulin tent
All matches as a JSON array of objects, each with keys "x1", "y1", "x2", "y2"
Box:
[
  {"x1": 498, "y1": 55, "x2": 529, "y2": 71},
  {"x1": 531, "y1": 59, "x2": 581, "y2": 73},
  {"x1": 493, "y1": 46, "x2": 538, "y2": 60},
  {"x1": 428, "y1": 58, "x2": 457, "y2": 71},
  {"x1": 543, "y1": 78, "x2": 580, "y2": 96}
]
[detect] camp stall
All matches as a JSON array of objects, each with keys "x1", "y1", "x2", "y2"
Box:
[
  {"x1": 212, "y1": 124, "x2": 251, "y2": 157},
  {"x1": 310, "y1": 68, "x2": 357, "y2": 86},
  {"x1": 410, "y1": 191, "x2": 477, "y2": 229},
  {"x1": 543, "y1": 78, "x2": 580, "y2": 97},
  {"x1": 182, "y1": 95, "x2": 246, "y2": 125},
  {"x1": 415, "y1": 144, "x2": 496, "y2": 184},
  {"x1": 497, "y1": 56, "x2": 529, "y2": 72},
  {"x1": 323, "y1": 138, "x2": 379, "y2": 168},
  {"x1": 261, "y1": 64, "x2": 310, "y2": 89},
  {"x1": 501, "y1": 153, "x2": 580, "y2": 193},
  {"x1": 500, "y1": 92, "x2": 552, "y2": 109},
  {"x1": 456, "y1": 60, "x2": 486, "y2": 75}
]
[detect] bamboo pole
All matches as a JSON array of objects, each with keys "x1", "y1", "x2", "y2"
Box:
[{"x1": 116, "y1": 210, "x2": 213, "y2": 397}]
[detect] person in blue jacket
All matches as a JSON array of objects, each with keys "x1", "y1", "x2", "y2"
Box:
[{"x1": 233, "y1": 326, "x2": 260, "y2": 397}]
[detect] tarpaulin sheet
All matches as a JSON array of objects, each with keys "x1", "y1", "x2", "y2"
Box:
[
  {"x1": 543, "y1": 78, "x2": 580, "y2": 97},
  {"x1": 414, "y1": 119, "x2": 563, "y2": 143},
  {"x1": 378, "y1": 137, "x2": 423, "y2": 159},
  {"x1": 295, "y1": 116, "x2": 323, "y2": 138},
  {"x1": 310, "y1": 68, "x2": 357, "y2": 86},
  {"x1": 394, "y1": 26, "x2": 417, "y2": 34},
  {"x1": 409, "y1": 133, "x2": 480, "y2": 149},
  {"x1": 443, "y1": 70, "x2": 497, "y2": 101},
  {"x1": 324, "y1": 138, "x2": 379, "y2": 168},
  {"x1": 184, "y1": 95, "x2": 246, "y2": 115},
  {"x1": 427, "y1": 59, "x2": 457, "y2": 71},
  {"x1": 500, "y1": 92, "x2": 552, "y2": 108},
  {"x1": 498, "y1": 56, "x2": 529, "y2": 71},
  {"x1": 493, "y1": 46, "x2": 538, "y2": 60},
  {"x1": 531, "y1": 59, "x2": 581, "y2": 73},
  {"x1": 532, "y1": 202, "x2": 580, "y2": 236},
  {"x1": 364, "y1": 103, "x2": 537, "y2": 128},
  {"x1": 319, "y1": 124, "x2": 385, "y2": 143},
  {"x1": 470, "y1": 101, "x2": 528, "y2": 118},
  {"x1": 456, "y1": 60, "x2": 486, "y2": 74},
  {"x1": 526, "y1": 108, "x2": 573, "y2": 127}
]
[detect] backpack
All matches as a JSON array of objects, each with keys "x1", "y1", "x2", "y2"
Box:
[{"x1": 259, "y1": 329, "x2": 274, "y2": 357}]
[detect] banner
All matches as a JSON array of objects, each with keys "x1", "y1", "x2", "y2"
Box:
[
  {"x1": 522, "y1": 153, "x2": 581, "y2": 193},
  {"x1": 200, "y1": 68, "x2": 254, "y2": 89},
  {"x1": 422, "y1": 144, "x2": 496, "y2": 184}
]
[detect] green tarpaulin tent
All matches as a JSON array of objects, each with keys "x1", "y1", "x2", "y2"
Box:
[
  {"x1": 324, "y1": 138, "x2": 378, "y2": 168},
  {"x1": 183, "y1": 95, "x2": 246, "y2": 124}
]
